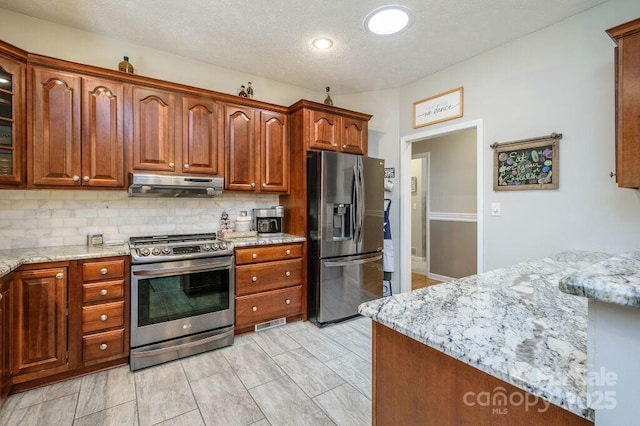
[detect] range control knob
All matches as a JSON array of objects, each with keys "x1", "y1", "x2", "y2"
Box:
[
  {"x1": 203, "y1": 244, "x2": 212, "y2": 251},
  {"x1": 212, "y1": 243, "x2": 219, "y2": 251},
  {"x1": 220, "y1": 242, "x2": 228, "y2": 250},
  {"x1": 152, "y1": 248, "x2": 161, "y2": 256},
  {"x1": 139, "y1": 248, "x2": 151, "y2": 257},
  {"x1": 162, "y1": 247, "x2": 171, "y2": 255}
]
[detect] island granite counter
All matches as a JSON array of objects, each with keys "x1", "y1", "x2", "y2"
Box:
[{"x1": 359, "y1": 251, "x2": 611, "y2": 425}]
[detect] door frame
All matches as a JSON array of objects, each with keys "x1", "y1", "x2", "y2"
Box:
[{"x1": 399, "y1": 119, "x2": 484, "y2": 294}]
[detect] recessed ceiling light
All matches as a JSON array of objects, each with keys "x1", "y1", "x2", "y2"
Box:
[
  {"x1": 364, "y1": 5, "x2": 413, "y2": 36},
  {"x1": 312, "y1": 38, "x2": 333, "y2": 49}
]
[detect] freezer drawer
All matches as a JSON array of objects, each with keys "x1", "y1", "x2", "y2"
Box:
[{"x1": 312, "y1": 253, "x2": 383, "y2": 324}]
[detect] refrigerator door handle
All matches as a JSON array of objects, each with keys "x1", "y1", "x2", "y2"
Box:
[
  {"x1": 352, "y1": 162, "x2": 360, "y2": 244},
  {"x1": 324, "y1": 254, "x2": 383, "y2": 268}
]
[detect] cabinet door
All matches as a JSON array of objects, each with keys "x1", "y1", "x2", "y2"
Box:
[
  {"x1": 131, "y1": 86, "x2": 178, "y2": 173},
  {"x1": 260, "y1": 110, "x2": 288, "y2": 192},
  {"x1": 0, "y1": 274, "x2": 12, "y2": 403},
  {"x1": 225, "y1": 104, "x2": 256, "y2": 190},
  {"x1": 30, "y1": 67, "x2": 81, "y2": 186},
  {"x1": 340, "y1": 116, "x2": 368, "y2": 155},
  {"x1": 616, "y1": 31, "x2": 640, "y2": 188},
  {"x1": 182, "y1": 96, "x2": 223, "y2": 175},
  {"x1": 13, "y1": 268, "x2": 67, "y2": 375},
  {"x1": 81, "y1": 77, "x2": 125, "y2": 187},
  {"x1": 308, "y1": 110, "x2": 339, "y2": 151},
  {"x1": 0, "y1": 56, "x2": 25, "y2": 187}
]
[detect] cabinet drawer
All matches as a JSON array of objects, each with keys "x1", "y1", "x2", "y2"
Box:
[
  {"x1": 236, "y1": 259, "x2": 302, "y2": 296},
  {"x1": 82, "y1": 279, "x2": 124, "y2": 303},
  {"x1": 82, "y1": 259, "x2": 125, "y2": 281},
  {"x1": 82, "y1": 301, "x2": 124, "y2": 333},
  {"x1": 236, "y1": 285, "x2": 302, "y2": 328},
  {"x1": 235, "y1": 243, "x2": 302, "y2": 265},
  {"x1": 83, "y1": 329, "x2": 125, "y2": 363}
]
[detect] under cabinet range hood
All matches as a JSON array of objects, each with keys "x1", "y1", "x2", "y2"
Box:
[{"x1": 128, "y1": 173, "x2": 224, "y2": 198}]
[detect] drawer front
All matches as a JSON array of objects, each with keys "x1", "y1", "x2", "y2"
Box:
[
  {"x1": 82, "y1": 279, "x2": 124, "y2": 303},
  {"x1": 83, "y1": 329, "x2": 125, "y2": 363},
  {"x1": 236, "y1": 259, "x2": 302, "y2": 296},
  {"x1": 235, "y1": 243, "x2": 302, "y2": 265},
  {"x1": 83, "y1": 259, "x2": 125, "y2": 281},
  {"x1": 236, "y1": 285, "x2": 302, "y2": 328},
  {"x1": 82, "y1": 301, "x2": 124, "y2": 333}
]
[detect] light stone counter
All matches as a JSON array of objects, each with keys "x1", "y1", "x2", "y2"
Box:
[
  {"x1": 224, "y1": 234, "x2": 306, "y2": 248},
  {"x1": 359, "y1": 250, "x2": 613, "y2": 422},
  {"x1": 559, "y1": 249, "x2": 640, "y2": 308},
  {"x1": 0, "y1": 243, "x2": 130, "y2": 278}
]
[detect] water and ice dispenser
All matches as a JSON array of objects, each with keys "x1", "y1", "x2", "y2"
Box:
[{"x1": 329, "y1": 203, "x2": 352, "y2": 240}]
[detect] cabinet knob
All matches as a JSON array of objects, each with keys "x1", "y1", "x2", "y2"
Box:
[
  {"x1": 99, "y1": 343, "x2": 108, "y2": 351},
  {"x1": 83, "y1": 176, "x2": 90, "y2": 182},
  {"x1": 72, "y1": 175, "x2": 80, "y2": 182},
  {"x1": 342, "y1": 145, "x2": 346, "y2": 148},
  {"x1": 100, "y1": 289, "x2": 108, "y2": 296},
  {"x1": 285, "y1": 271, "x2": 291, "y2": 277},
  {"x1": 251, "y1": 182, "x2": 256, "y2": 188},
  {"x1": 333, "y1": 143, "x2": 337, "y2": 147},
  {"x1": 55, "y1": 273, "x2": 64, "y2": 280},
  {"x1": 100, "y1": 268, "x2": 108, "y2": 275},
  {"x1": 285, "y1": 299, "x2": 291, "y2": 305},
  {"x1": 286, "y1": 249, "x2": 291, "y2": 255},
  {"x1": 262, "y1": 183, "x2": 266, "y2": 187},
  {"x1": 610, "y1": 172, "x2": 616, "y2": 178},
  {"x1": 169, "y1": 162, "x2": 175, "y2": 168},
  {"x1": 100, "y1": 314, "x2": 108, "y2": 321},
  {"x1": 252, "y1": 306, "x2": 258, "y2": 312},
  {"x1": 252, "y1": 276, "x2": 257, "y2": 282},
  {"x1": 252, "y1": 253, "x2": 257, "y2": 259},
  {"x1": 184, "y1": 164, "x2": 189, "y2": 169}
]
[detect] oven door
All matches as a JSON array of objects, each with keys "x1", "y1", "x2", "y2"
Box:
[{"x1": 131, "y1": 256, "x2": 234, "y2": 348}]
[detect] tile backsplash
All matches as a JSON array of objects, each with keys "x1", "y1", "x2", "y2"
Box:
[{"x1": 0, "y1": 190, "x2": 279, "y2": 250}]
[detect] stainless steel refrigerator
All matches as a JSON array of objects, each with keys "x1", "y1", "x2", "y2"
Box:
[{"x1": 307, "y1": 151, "x2": 385, "y2": 325}]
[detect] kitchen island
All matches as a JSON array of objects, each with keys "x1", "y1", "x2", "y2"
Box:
[{"x1": 359, "y1": 251, "x2": 610, "y2": 425}]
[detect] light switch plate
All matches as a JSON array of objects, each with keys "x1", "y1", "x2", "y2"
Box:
[{"x1": 491, "y1": 202, "x2": 501, "y2": 216}]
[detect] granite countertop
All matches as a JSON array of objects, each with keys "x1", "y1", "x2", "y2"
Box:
[
  {"x1": 0, "y1": 243, "x2": 130, "y2": 278},
  {"x1": 224, "y1": 234, "x2": 306, "y2": 248},
  {"x1": 559, "y1": 249, "x2": 640, "y2": 308},
  {"x1": 358, "y1": 250, "x2": 614, "y2": 422}
]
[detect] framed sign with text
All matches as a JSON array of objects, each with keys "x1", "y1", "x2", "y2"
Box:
[{"x1": 413, "y1": 87, "x2": 464, "y2": 128}]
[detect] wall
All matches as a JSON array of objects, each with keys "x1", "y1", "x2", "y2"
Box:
[
  {"x1": 0, "y1": 190, "x2": 278, "y2": 250},
  {"x1": 410, "y1": 159, "x2": 424, "y2": 257},
  {"x1": 399, "y1": 0, "x2": 640, "y2": 271}
]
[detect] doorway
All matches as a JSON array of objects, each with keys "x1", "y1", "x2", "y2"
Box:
[{"x1": 400, "y1": 120, "x2": 483, "y2": 294}]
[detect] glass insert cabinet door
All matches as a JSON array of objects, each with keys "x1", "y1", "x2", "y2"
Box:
[{"x1": 0, "y1": 55, "x2": 25, "y2": 186}]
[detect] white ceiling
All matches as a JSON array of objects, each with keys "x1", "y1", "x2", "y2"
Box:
[{"x1": 0, "y1": 0, "x2": 609, "y2": 94}]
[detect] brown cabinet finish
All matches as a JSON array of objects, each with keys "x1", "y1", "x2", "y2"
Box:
[
  {"x1": 225, "y1": 104, "x2": 256, "y2": 190},
  {"x1": 82, "y1": 258, "x2": 125, "y2": 281},
  {"x1": 81, "y1": 280, "x2": 124, "y2": 303},
  {"x1": 260, "y1": 110, "x2": 289, "y2": 192},
  {"x1": 607, "y1": 18, "x2": 640, "y2": 188},
  {"x1": 235, "y1": 243, "x2": 302, "y2": 265},
  {"x1": 236, "y1": 285, "x2": 302, "y2": 329},
  {"x1": 182, "y1": 96, "x2": 223, "y2": 175},
  {"x1": 236, "y1": 259, "x2": 302, "y2": 296},
  {"x1": 0, "y1": 51, "x2": 26, "y2": 187},
  {"x1": 13, "y1": 267, "x2": 68, "y2": 376},
  {"x1": 308, "y1": 109, "x2": 340, "y2": 151},
  {"x1": 82, "y1": 329, "x2": 125, "y2": 364},
  {"x1": 340, "y1": 116, "x2": 368, "y2": 154},
  {"x1": 81, "y1": 301, "x2": 124, "y2": 334},
  {"x1": 0, "y1": 274, "x2": 12, "y2": 405}
]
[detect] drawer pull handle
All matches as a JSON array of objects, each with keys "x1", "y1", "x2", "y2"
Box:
[
  {"x1": 286, "y1": 249, "x2": 291, "y2": 255},
  {"x1": 100, "y1": 268, "x2": 108, "y2": 275},
  {"x1": 72, "y1": 175, "x2": 80, "y2": 182},
  {"x1": 252, "y1": 306, "x2": 258, "y2": 312},
  {"x1": 252, "y1": 253, "x2": 257, "y2": 259},
  {"x1": 55, "y1": 273, "x2": 64, "y2": 280},
  {"x1": 251, "y1": 182, "x2": 256, "y2": 188},
  {"x1": 169, "y1": 162, "x2": 175, "y2": 168},
  {"x1": 100, "y1": 314, "x2": 108, "y2": 321},
  {"x1": 99, "y1": 343, "x2": 108, "y2": 351},
  {"x1": 100, "y1": 289, "x2": 108, "y2": 296},
  {"x1": 252, "y1": 276, "x2": 257, "y2": 282},
  {"x1": 83, "y1": 176, "x2": 90, "y2": 182},
  {"x1": 285, "y1": 271, "x2": 291, "y2": 277},
  {"x1": 184, "y1": 164, "x2": 189, "y2": 169},
  {"x1": 285, "y1": 299, "x2": 291, "y2": 305}
]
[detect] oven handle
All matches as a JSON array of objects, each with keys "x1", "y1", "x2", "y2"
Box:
[
  {"x1": 132, "y1": 262, "x2": 232, "y2": 278},
  {"x1": 130, "y1": 328, "x2": 234, "y2": 358}
]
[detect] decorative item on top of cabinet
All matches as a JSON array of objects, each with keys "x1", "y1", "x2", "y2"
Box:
[
  {"x1": 224, "y1": 103, "x2": 289, "y2": 193},
  {"x1": 0, "y1": 45, "x2": 26, "y2": 188},
  {"x1": 607, "y1": 18, "x2": 640, "y2": 188},
  {"x1": 234, "y1": 243, "x2": 304, "y2": 333},
  {"x1": 324, "y1": 86, "x2": 333, "y2": 106},
  {"x1": 0, "y1": 273, "x2": 12, "y2": 406},
  {"x1": 29, "y1": 67, "x2": 125, "y2": 188},
  {"x1": 118, "y1": 56, "x2": 134, "y2": 74}
]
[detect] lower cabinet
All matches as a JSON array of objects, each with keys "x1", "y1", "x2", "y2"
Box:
[
  {"x1": 235, "y1": 243, "x2": 304, "y2": 333},
  {"x1": 0, "y1": 274, "x2": 12, "y2": 406}
]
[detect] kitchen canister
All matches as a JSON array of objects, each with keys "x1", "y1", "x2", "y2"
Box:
[{"x1": 235, "y1": 211, "x2": 252, "y2": 232}]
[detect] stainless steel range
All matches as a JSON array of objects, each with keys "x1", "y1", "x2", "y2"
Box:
[{"x1": 129, "y1": 233, "x2": 234, "y2": 371}]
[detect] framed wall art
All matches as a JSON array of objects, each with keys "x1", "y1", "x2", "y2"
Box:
[{"x1": 413, "y1": 87, "x2": 464, "y2": 128}]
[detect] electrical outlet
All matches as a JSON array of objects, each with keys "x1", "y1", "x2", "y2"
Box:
[{"x1": 491, "y1": 202, "x2": 501, "y2": 216}]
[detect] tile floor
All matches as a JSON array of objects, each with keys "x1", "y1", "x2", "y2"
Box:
[{"x1": 0, "y1": 317, "x2": 373, "y2": 426}]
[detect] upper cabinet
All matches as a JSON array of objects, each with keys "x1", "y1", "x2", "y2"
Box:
[
  {"x1": 0, "y1": 49, "x2": 26, "y2": 187},
  {"x1": 607, "y1": 18, "x2": 640, "y2": 188},
  {"x1": 182, "y1": 95, "x2": 223, "y2": 175},
  {"x1": 289, "y1": 100, "x2": 371, "y2": 156},
  {"x1": 225, "y1": 103, "x2": 288, "y2": 193},
  {"x1": 29, "y1": 66, "x2": 125, "y2": 188}
]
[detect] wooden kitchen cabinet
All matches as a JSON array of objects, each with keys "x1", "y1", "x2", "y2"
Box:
[
  {"x1": 30, "y1": 67, "x2": 125, "y2": 188},
  {"x1": 607, "y1": 18, "x2": 640, "y2": 188},
  {"x1": 0, "y1": 44, "x2": 26, "y2": 188},
  {"x1": 225, "y1": 103, "x2": 288, "y2": 193},
  {"x1": 234, "y1": 243, "x2": 304, "y2": 333},
  {"x1": 13, "y1": 266, "x2": 68, "y2": 378},
  {"x1": 182, "y1": 95, "x2": 223, "y2": 175},
  {"x1": 0, "y1": 274, "x2": 12, "y2": 406}
]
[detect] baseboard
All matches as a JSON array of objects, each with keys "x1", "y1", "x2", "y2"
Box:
[{"x1": 428, "y1": 272, "x2": 454, "y2": 282}]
